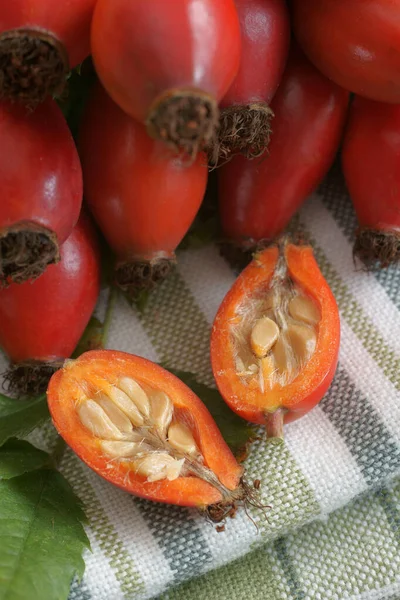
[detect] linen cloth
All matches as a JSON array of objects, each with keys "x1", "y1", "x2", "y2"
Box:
[{"x1": 2, "y1": 165, "x2": 400, "y2": 599}]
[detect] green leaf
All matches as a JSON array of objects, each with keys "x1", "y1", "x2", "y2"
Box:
[
  {"x1": 0, "y1": 395, "x2": 50, "y2": 447},
  {"x1": 0, "y1": 469, "x2": 90, "y2": 600},
  {"x1": 167, "y1": 368, "x2": 255, "y2": 456},
  {"x1": 0, "y1": 440, "x2": 50, "y2": 479}
]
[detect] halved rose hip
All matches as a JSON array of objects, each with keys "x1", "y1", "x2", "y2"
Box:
[
  {"x1": 47, "y1": 350, "x2": 255, "y2": 521},
  {"x1": 211, "y1": 241, "x2": 340, "y2": 440}
]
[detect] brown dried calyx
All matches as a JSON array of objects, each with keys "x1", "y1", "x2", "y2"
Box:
[
  {"x1": 353, "y1": 228, "x2": 400, "y2": 268},
  {"x1": 0, "y1": 224, "x2": 60, "y2": 287},
  {"x1": 3, "y1": 360, "x2": 62, "y2": 397},
  {"x1": 146, "y1": 88, "x2": 219, "y2": 160},
  {"x1": 77, "y1": 374, "x2": 256, "y2": 521},
  {"x1": 208, "y1": 102, "x2": 274, "y2": 168},
  {"x1": 115, "y1": 256, "x2": 175, "y2": 297},
  {"x1": 0, "y1": 28, "x2": 68, "y2": 107}
]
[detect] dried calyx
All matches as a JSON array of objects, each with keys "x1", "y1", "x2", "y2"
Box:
[
  {"x1": 0, "y1": 29, "x2": 68, "y2": 106},
  {"x1": 115, "y1": 257, "x2": 174, "y2": 297},
  {"x1": 76, "y1": 372, "x2": 247, "y2": 518},
  {"x1": 354, "y1": 228, "x2": 400, "y2": 268},
  {"x1": 146, "y1": 89, "x2": 219, "y2": 160},
  {"x1": 0, "y1": 224, "x2": 60, "y2": 287},
  {"x1": 3, "y1": 360, "x2": 63, "y2": 396},
  {"x1": 231, "y1": 248, "x2": 321, "y2": 438},
  {"x1": 208, "y1": 102, "x2": 274, "y2": 168}
]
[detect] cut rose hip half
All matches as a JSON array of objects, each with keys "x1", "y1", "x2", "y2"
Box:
[
  {"x1": 211, "y1": 242, "x2": 340, "y2": 441},
  {"x1": 47, "y1": 350, "x2": 256, "y2": 521}
]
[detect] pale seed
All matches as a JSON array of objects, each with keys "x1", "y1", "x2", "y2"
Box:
[
  {"x1": 151, "y1": 391, "x2": 173, "y2": 436},
  {"x1": 168, "y1": 422, "x2": 198, "y2": 455},
  {"x1": 108, "y1": 387, "x2": 144, "y2": 426},
  {"x1": 78, "y1": 400, "x2": 125, "y2": 440},
  {"x1": 96, "y1": 394, "x2": 133, "y2": 433},
  {"x1": 289, "y1": 295, "x2": 320, "y2": 326},
  {"x1": 272, "y1": 335, "x2": 291, "y2": 374},
  {"x1": 288, "y1": 324, "x2": 317, "y2": 363},
  {"x1": 100, "y1": 440, "x2": 144, "y2": 458},
  {"x1": 134, "y1": 453, "x2": 185, "y2": 482},
  {"x1": 250, "y1": 317, "x2": 280, "y2": 358},
  {"x1": 118, "y1": 377, "x2": 150, "y2": 418}
]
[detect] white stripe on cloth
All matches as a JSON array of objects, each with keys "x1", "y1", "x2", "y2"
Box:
[
  {"x1": 76, "y1": 543, "x2": 125, "y2": 600},
  {"x1": 177, "y1": 245, "x2": 236, "y2": 324},
  {"x1": 105, "y1": 294, "x2": 159, "y2": 362},
  {"x1": 301, "y1": 194, "x2": 400, "y2": 358},
  {"x1": 196, "y1": 506, "x2": 260, "y2": 570},
  {"x1": 351, "y1": 581, "x2": 400, "y2": 600},
  {"x1": 339, "y1": 319, "x2": 400, "y2": 445},
  {"x1": 83, "y1": 466, "x2": 173, "y2": 600},
  {"x1": 285, "y1": 407, "x2": 366, "y2": 514}
]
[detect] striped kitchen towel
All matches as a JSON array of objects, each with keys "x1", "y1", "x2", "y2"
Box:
[{"x1": 2, "y1": 164, "x2": 400, "y2": 599}]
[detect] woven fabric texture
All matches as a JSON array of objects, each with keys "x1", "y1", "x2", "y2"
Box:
[{"x1": 1, "y1": 166, "x2": 399, "y2": 600}]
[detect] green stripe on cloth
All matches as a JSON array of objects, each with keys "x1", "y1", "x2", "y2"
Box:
[
  {"x1": 378, "y1": 481, "x2": 400, "y2": 543},
  {"x1": 244, "y1": 439, "x2": 319, "y2": 538},
  {"x1": 286, "y1": 482, "x2": 400, "y2": 599},
  {"x1": 273, "y1": 538, "x2": 306, "y2": 600},
  {"x1": 159, "y1": 542, "x2": 290, "y2": 600},
  {"x1": 137, "y1": 270, "x2": 214, "y2": 385},
  {"x1": 61, "y1": 451, "x2": 145, "y2": 598},
  {"x1": 161, "y1": 480, "x2": 400, "y2": 600}
]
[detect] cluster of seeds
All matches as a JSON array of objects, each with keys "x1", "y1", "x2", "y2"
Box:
[
  {"x1": 232, "y1": 261, "x2": 321, "y2": 391},
  {"x1": 77, "y1": 376, "x2": 203, "y2": 483}
]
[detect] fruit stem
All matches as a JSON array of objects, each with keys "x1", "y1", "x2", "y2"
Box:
[{"x1": 265, "y1": 408, "x2": 285, "y2": 443}]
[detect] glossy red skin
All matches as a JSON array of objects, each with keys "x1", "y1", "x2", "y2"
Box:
[
  {"x1": 222, "y1": 0, "x2": 290, "y2": 107},
  {"x1": 218, "y1": 48, "x2": 349, "y2": 245},
  {"x1": 0, "y1": 99, "x2": 82, "y2": 244},
  {"x1": 291, "y1": 0, "x2": 400, "y2": 104},
  {"x1": 91, "y1": 0, "x2": 241, "y2": 121},
  {"x1": 0, "y1": 0, "x2": 97, "y2": 67},
  {"x1": 0, "y1": 215, "x2": 100, "y2": 363},
  {"x1": 342, "y1": 97, "x2": 400, "y2": 233},
  {"x1": 79, "y1": 84, "x2": 208, "y2": 261}
]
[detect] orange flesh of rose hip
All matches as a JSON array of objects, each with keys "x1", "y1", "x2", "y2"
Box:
[
  {"x1": 210, "y1": 244, "x2": 340, "y2": 434},
  {"x1": 47, "y1": 350, "x2": 243, "y2": 508}
]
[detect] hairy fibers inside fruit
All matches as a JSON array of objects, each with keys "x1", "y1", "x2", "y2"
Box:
[
  {"x1": 231, "y1": 253, "x2": 321, "y2": 392},
  {"x1": 76, "y1": 371, "x2": 243, "y2": 504}
]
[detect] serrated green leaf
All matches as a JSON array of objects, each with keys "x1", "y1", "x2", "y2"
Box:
[
  {"x1": 166, "y1": 368, "x2": 255, "y2": 456},
  {"x1": 0, "y1": 469, "x2": 90, "y2": 600},
  {"x1": 0, "y1": 440, "x2": 50, "y2": 479},
  {"x1": 0, "y1": 395, "x2": 49, "y2": 447}
]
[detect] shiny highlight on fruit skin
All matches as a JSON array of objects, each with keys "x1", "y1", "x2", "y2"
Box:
[{"x1": 91, "y1": 0, "x2": 241, "y2": 156}]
